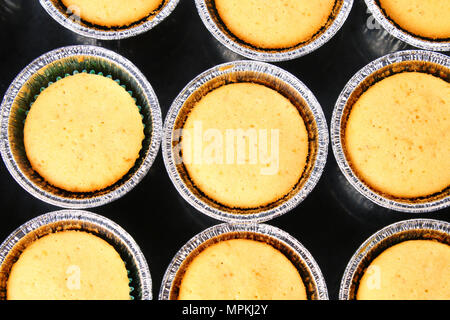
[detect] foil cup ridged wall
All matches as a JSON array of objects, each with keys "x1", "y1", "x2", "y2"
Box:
[
  {"x1": 39, "y1": 0, "x2": 180, "y2": 40},
  {"x1": 365, "y1": 0, "x2": 450, "y2": 52},
  {"x1": 162, "y1": 60, "x2": 329, "y2": 223},
  {"x1": 331, "y1": 50, "x2": 450, "y2": 213},
  {"x1": 195, "y1": 0, "x2": 354, "y2": 61},
  {"x1": 0, "y1": 45, "x2": 162, "y2": 208},
  {"x1": 339, "y1": 219, "x2": 450, "y2": 300},
  {"x1": 0, "y1": 210, "x2": 152, "y2": 300},
  {"x1": 159, "y1": 223, "x2": 328, "y2": 300}
]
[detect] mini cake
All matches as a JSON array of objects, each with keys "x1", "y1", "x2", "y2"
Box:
[
  {"x1": 344, "y1": 72, "x2": 450, "y2": 199},
  {"x1": 214, "y1": 0, "x2": 336, "y2": 49},
  {"x1": 378, "y1": 0, "x2": 450, "y2": 39},
  {"x1": 357, "y1": 240, "x2": 450, "y2": 300},
  {"x1": 7, "y1": 230, "x2": 130, "y2": 300},
  {"x1": 177, "y1": 238, "x2": 307, "y2": 300},
  {"x1": 24, "y1": 72, "x2": 145, "y2": 193},
  {"x1": 181, "y1": 82, "x2": 309, "y2": 209},
  {"x1": 61, "y1": 0, "x2": 164, "y2": 27}
]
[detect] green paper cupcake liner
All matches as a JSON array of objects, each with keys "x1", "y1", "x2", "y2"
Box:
[
  {"x1": 0, "y1": 45, "x2": 162, "y2": 208},
  {"x1": 24, "y1": 69, "x2": 146, "y2": 129},
  {"x1": 0, "y1": 210, "x2": 152, "y2": 300}
]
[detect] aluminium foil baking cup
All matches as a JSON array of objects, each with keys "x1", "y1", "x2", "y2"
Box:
[
  {"x1": 365, "y1": 0, "x2": 450, "y2": 52},
  {"x1": 195, "y1": 0, "x2": 353, "y2": 62},
  {"x1": 339, "y1": 218, "x2": 450, "y2": 300},
  {"x1": 162, "y1": 60, "x2": 329, "y2": 223},
  {"x1": 331, "y1": 50, "x2": 450, "y2": 213},
  {"x1": 0, "y1": 210, "x2": 152, "y2": 300},
  {"x1": 0, "y1": 45, "x2": 162, "y2": 208},
  {"x1": 39, "y1": 0, "x2": 180, "y2": 40},
  {"x1": 159, "y1": 223, "x2": 328, "y2": 300}
]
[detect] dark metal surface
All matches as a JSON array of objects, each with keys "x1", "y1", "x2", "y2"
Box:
[{"x1": 0, "y1": 0, "x2": 448, "y2": 300}]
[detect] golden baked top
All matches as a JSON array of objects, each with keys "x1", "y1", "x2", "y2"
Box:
[
  {"x1": 379, "y1": 0, "x2": 450, "y2": 39},
  {"x1": 345, "y1": 72, "x2": 450, "y2": 199},
  {"x1": 357, "y1": 240, "x2": 450, "y2": 300},
  {"x1": 178, "y1": 238, "x2": 307, "y2": 300},
  {"x1": 7, "y1": 230, "x2": 130, "y2": 300},
  {"x1": 181, "y1": 82, "x2": 309, "y2": 209},
  {"x1": 215, "y1": 0, "x2": 336, "y2": 49},
  {"x1": 24, "y1": 73, "x2": 145, "y2": 192},
  {"x1": 61, "y1": 0, "x2": 163, "y2": 27}
]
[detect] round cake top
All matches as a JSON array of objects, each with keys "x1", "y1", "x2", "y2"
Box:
[
  {"x1": 344, "y1": 72, "x2": 450, "y2": 199},
  {"x1": 181, "y1": 82, "x2": 309, "y2": 209},
  {"x1": 357, "y1": 240, "x2": 450, "y2": 300},
  {"x1": 379, "y1": 0, "x2": 450, "y2": 39},
  {"x1": 215, "y1": 0, "x2": 336, "y2": 49},
  {"x1": 61, "y1": 0, "x2": 163, "y2": 27},
  {"x1": 7, "y1": 230, "x2": 130, "y2": 300},
  {"x1": 24, "y1": 72, "x2": 145, "y2": 193},
  {"x1": 177, "y1": 238, "x2": 307, "y2": 300}
]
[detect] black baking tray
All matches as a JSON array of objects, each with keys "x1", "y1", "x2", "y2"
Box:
[{"x1": 0, "y1": 0, "x2": 448, "y2": 301}]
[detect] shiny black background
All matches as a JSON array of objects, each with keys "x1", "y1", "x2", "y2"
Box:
[{"x1": 0, "y1": 0, "x2": 448, "y2": 300}]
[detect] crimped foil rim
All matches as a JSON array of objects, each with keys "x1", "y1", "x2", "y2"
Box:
[
  {"x1": 194, "y1": 0, "x2": 354, "y2": 62},
  {"x1": 159, "y1": 223, "x2": 329, "y2": 300},
  {"x1": 331, "y1": 50, "x2": 450, "y2": 213},
  {"x1": 365, "y1": 0, "x2": 450, "y2": 52},
  {"x1": 339, "y1": 218, "x2": 450, "y2": 300},
  {"x1": 0, "y1": 45, "x2": 162, "y2": 208},
  {"x1": 0, "y1": 209, "x2": 153, "y2": 300},
  {"x1": 39, "y1": 0, "x2": 180, "y2": 40},
  {"x1": 162, "y1": 60, "x2": 329, "y2": 223}
]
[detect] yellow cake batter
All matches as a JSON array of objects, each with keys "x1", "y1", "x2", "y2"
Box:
[
  {"x1": 61, "y1": 0, "x2": 164, "y2": 27},
  {"x1": 177, "y1": 238, "x2": 307, "y2": 300},
  {"x1": 345, "y1": 72, "x2": 450, "y2": 199},
  {"x1": 379, "y1": 0, "x2": 450, "y2": 39},
  {"x1": 7, "y1": 230, "x2": 130, "y2": 300},
  {"x1": 215, "y1": 0, "x2": 336, "y2": 49},
  {"x1": 24, "y1": 73, "x2": 144, "y2": 192},
  {"x1": 357, "y1": 240, "x2": 450, "y2": 300},
  {"x1": 181, "y1": 82, "x2": 309, "y2": 209}
]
